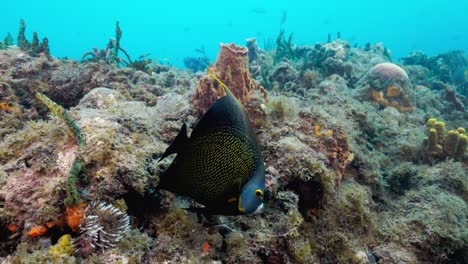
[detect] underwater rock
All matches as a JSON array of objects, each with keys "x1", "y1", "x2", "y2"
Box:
[
  {"x1": 154, "y1": 92, "x2": 190, "y2": 120},
  {"x1": 400, "y1": 51, "x2": 429, "y2": 65},
  {"x1": 402, "y1": 64, "x2": 431, "y2": 87},
  {"x1": 0, "y1": 120, "x2": 77, "y2": 227},
  {"x1": 352, "y1": 251, "x2": 369, "y2": 264},
  {"x1": 321, "y1": 40, "x2": 353, "y2": 77},
  {"x1": 270, "y1": 61, "x2": 298, "y2": 85},
  {"x1": 300, "y1": 69, "x2": 321, "y2": 89},
  {"x1": 318, "y1": 74, "x2": 348, "y2": 94},
  {"x1": 401, "y1": 50, "x2": 468, "y2": 94},
  {"x1": 47, "y1": 61, "x2": 92, "y2": 107},
  {"x1": 192, "y1": 43, "x2": 267, "y2": 116},
  {"x1": 0, "y1": 81, "x2": 24, "y2": 138},
  {"x1": 443, "y1": 86, "x2": 465, "y2": 112},
  {"x1": 323, "y1": 40, "x2": 349, "y2": 61},
  {"x1": 78, "y1": 87, "x2": 126, "y2": 109},
  {"x1": 372, "y1": 243, "x2": 417, "y2": 263}
]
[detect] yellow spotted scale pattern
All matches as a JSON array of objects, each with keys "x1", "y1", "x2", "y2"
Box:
[{"x1": 165, "y1": 126, "x2": 258, "y2": 207}]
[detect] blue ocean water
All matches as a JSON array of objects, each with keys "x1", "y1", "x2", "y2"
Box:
[{"x1": 2, "y1": 0, "x2": 467, "y2": 67}]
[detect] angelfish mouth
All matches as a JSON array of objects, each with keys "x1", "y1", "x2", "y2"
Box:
[{"x1": 252, "y1": 203, "x2": 264, "y2": 214}]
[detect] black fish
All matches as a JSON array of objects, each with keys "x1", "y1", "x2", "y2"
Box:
[{"x1": 158, "y1": 74, "x2": 265, "y2": 215}]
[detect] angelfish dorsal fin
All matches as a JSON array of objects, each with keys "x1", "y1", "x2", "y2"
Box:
[
  {"x1": 159, "y1": 123, "x2": 188, "y2": 161},
  {"x1": 190, "y1": 72, "x2": 248, "y2": 140}
]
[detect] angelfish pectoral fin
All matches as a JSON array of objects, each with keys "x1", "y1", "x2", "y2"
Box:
[{"x1": 159, "y1": 123, "x2": 189, "y2": 161}]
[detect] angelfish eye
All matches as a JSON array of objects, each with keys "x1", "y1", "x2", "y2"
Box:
[{"x1": 254, "y1": 189, "x2": 263, "y2": 198}]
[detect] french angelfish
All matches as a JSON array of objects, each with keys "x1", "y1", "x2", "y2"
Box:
[{"x1": 158, "y1": 73, "x2": 265, "y2": 215}]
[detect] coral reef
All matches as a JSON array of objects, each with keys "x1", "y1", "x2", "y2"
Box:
[
  {"x1": 0, "y1": 27, "x2": 467, "y2": 263},
  {"x1": 401, "y1": 50, "x2": 468, "y2": 99},
  {"x1": 246, "y1": 37, "x2": 262, "y2": 63}
]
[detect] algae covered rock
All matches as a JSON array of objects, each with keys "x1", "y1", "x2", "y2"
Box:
[{"x1": 77, "y1": 87, "x2": 126, "y2": 109}]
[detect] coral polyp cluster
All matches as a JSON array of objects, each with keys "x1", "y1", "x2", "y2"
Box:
[{"x1": 73, "y1": 202, "x2": 130, "y2": 256}]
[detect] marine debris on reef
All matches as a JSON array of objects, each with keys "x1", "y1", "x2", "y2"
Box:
[{"x1": 0, "y1": 21, "x2": 467, "y2": 263}]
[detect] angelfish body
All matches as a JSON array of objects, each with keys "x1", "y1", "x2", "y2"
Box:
[{"x1": 158, "y1": 76, "x2": 265, "y2": 215}]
